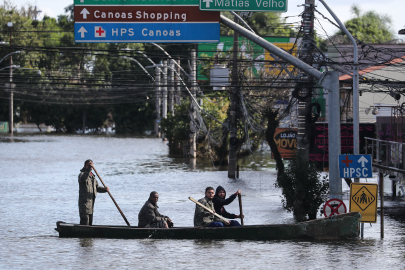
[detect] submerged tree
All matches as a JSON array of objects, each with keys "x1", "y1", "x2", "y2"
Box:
[{"x1": 276, "y1": 152, "x2": 329, "y2": 221}]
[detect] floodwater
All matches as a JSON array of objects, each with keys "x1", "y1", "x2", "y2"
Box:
[{"x1": 1, "y1": 135, "x2": 404, "y2": 269}]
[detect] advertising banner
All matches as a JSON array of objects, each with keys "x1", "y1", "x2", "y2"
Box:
[{"x1": 272, "y1": 128, "x2": 297, "y2": 159}]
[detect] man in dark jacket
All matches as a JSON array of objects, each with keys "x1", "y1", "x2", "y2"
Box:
[
  {"x1": 212, "y1": 186, "x2": 243, "y2": 226},
  {"x1": 138, "y1": 191, "x2": 173, "y2": 228},
  {"x1": 78, "y1": 159, "x2": 109, "y2": 225}
]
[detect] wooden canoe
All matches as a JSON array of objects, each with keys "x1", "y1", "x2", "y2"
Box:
[{"x1": 55, "y1": 212, "x2": 360, "y2": 240}]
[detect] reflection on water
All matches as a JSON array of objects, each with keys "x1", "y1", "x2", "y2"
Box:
[
  {"x1": 79, "y1": 238, "x2": 94, "y2": 248},
  {"x1": 0, "y1": 134, "x2": 404, "y2": 269}
]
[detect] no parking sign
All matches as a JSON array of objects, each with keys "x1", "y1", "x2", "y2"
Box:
[{"x1": 323, "y1": 199, "x2": 347, "y2": 217}]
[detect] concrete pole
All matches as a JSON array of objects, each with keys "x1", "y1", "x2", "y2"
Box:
[
  {"x1": 379, "y1": 172, "x2": 384, "y2": 238},
  {"x1": 155, "y1": 67, "x2": 161, "y2": 138},
  {"x1": 189, "y1": 50, "x2": 197, "y2": 158},
  {"x1": 228, "y1": 15, "x2": 239, "y2": 179},
  {"x1": 175, "y1": 57, "x2": 181, "y2": 104},
  {"x1": 9, "y1": 69, "x2": 13, "y2": 134},
  {"x1": 169, "y1": 59, "x2": 175, "y2": 115},
  {"x1": 162, "y1": 60, "x2": 167, "y2": 119},
  {"x1": 9, "y1": 25, "x2": 13, "y2": 134},
  {"x1": 328, "y1": 71, "x2": 342, "y2": 200},
  {"x1": 318, "y1": 0, "x2": 359, "y2": 181},
  {"x1": 162, "y1": 60, "x2": 167, "y2": 140},
  {"x1": 297, "y1": 0, "x2": 315, "y2": 161}
]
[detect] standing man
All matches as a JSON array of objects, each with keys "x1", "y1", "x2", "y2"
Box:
[
  {"x1": 194, "y1": 187, "x2": 240, "y2": 227},
  {"x1": 78, "y1": 159, "x2": 109, "y2": 225},
  {"x1": 138, "y1": 191, "x2": 173, "y2": 228}
]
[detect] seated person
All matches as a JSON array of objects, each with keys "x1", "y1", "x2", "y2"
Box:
[
  {"x1": 194, "y1": 187, "x2": 240, "y2": 227},
  {"x1": 212, "y1": 186, "x2": 244, "y2": 226},
  {"x1": 138, "y1": 191, "x2": 173, "y2": 228}
]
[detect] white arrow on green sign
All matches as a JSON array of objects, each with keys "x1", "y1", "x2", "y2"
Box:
[{"x1": 199, "y1": 0, "x2": 287, "y2": 11}]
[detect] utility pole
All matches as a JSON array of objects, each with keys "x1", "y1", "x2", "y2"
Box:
[
  {"x1": 8, "y1": 22, "x2": 13, "y2": 134},
  {"x1": 161, "y1": 60, "x2": 167, "y2": 140},
  {"x1": 228, "y1": 15, "x2": 239, "y2": 178},
  {"x1": 155, "y1": 66, "x2": 161, "y2": 138},
  {"x1": 296, "y1": 0, "x2": 315, "y2": 160},
  {"x1": 189, "y1": 49, "x2": 197, "y2": 158},
  {"x1": 169, "y1": 59, "x2": 174, "y2": 115},
  {"x1": 175, "y1": 57, "x2": 181, "y2": 104}
]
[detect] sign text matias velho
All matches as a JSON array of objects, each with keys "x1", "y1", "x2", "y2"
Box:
[{"x1": 209, "y1": 0, "x2": 285, "y2": 8}]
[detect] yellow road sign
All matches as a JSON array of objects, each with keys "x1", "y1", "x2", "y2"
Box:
[{"x1": 349, "y1": 183, "x2": 378, "y2": 223}]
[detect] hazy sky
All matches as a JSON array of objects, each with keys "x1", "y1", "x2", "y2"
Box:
[{"x1": 8, "y1": 0, "x2": 405, "y2": 38}]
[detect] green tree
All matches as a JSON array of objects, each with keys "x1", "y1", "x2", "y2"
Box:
[
  {"x1": 336, "y1": 5, "x2": 394, "y2": 43},
  {"x1": 276, "y1": 152, "x2": 329, "y2": 221}
]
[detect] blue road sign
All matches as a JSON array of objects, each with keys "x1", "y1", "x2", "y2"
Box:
[
  {"x1": 74, "y1": 23, "x2": 219, "y2": 43},
  {"x1": 339, "y1": 155, "x2": 373, "y2": 178}
]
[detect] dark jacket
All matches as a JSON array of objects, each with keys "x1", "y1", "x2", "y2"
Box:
[
  {"x1": 138, "y1": 200, "x2": 169, "y2": 228},
  {"x1": 212, "y1": 186, "x2": 237, "y2": 219},
  {"x1": 78, "y1": 167, "x2": 108, "y2": 215}
]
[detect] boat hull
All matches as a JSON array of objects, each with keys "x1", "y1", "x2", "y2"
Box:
[{"x1": 55, "y1": 212, "x2": 360, "y2": 240}]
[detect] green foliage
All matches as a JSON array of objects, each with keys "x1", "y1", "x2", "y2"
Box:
[
  {"x1": 220, "y1": 12, "x2": 296, "y2": 37},
  {"x1": 160, "y1": 101, "x2": 190, "y2": 155},
  {"x1": 0, "y1": 3, "x2": 157, "y2": 134},
  {"x1": 276, "y1": 152, "x2": 329, "y2": 221},
  {"x1": 113, "y1": 102, "x2": 154, "y2": 134},
  {"x1": 336, "y1": 5, "x2": 394, "y2": 43}
]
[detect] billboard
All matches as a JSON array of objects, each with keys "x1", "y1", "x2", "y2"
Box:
[
  {"x1": 197, "y1": 36, "x2": 296, "y2": 80},
  {"x1": 309, "y1": 123, "x2": 375, "y2": 168},
  {"x1": 272, "y1": 128, "x2": 297, "y2": 159}
]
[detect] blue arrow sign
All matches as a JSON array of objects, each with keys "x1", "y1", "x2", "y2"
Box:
[
  {"x1": 339, "y1": 155, "x2": 373, "y2": 178},
  {"x1": 74, "y1": 23, "x2": 219, "y2": 43}
]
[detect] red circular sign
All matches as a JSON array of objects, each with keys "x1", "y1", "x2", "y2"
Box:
[{"x1": 323, "y1": 199, "x2": 347, "y2": 217}]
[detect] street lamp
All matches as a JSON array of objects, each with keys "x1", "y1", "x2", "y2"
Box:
[
  {"x1": 2, "y1": 64, "x2": 41, "y2": 134},
  {"x1": 119, "y1": 55, "x2": 154, "y2": 81}
]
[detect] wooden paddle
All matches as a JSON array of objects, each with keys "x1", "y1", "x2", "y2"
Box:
[
  {"x1": 238, "y1": 193, "x2": 244, "y2": 226},
  {"x1": 93, "y1": 167, "x2": 131, "y2": 226},
  {"x1": 189, "y1": 197, "x2": 230, "y2": 225}
]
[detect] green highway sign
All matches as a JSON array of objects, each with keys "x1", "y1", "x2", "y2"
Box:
[
  {"x1": 199, "y1": 0, "x2": 287, "y2": 11},
  {"x1": 74, "y1": 0, "x2": 199, "y2": 5}
]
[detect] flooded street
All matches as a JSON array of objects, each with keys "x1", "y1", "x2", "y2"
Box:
[{"x1": 1, "y1": 135, "x2": 404, "y2": 269}]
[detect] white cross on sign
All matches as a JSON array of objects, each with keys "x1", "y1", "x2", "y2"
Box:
[{"x1": 94, "y1": 26, "x2": 106, "y2": 38}]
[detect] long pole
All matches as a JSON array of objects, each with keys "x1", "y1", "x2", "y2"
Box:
[
  {"x1": 297, "y1": 0, "x2": 315, "y2": 161},
  {"x1": 9, "y1": 25, "x2": 13, "y2": 134},
  {"x1": 92, "y1": 167, "x2": 131, "y2": 226},
  {"x1": 228, "y1": 14, "x2": 238, "y2": 179},
  {"x1": 155, "y1": 66, "x2": 161, "y2": 138},
  {"x1": 175, "y1": 57, "x2": 181, "y2": 104},
  {"x1": 328, "y1": 71, "x2": 342, "y2": 199},
  {"x1": 238, "y1": 194, "x2": 244, "y2": 225},
  {"x1": 162, "y1": 60, "x2": 167, "y2": 140},
  {"x1": 189, "y1": 49, "x2": 197, "y2": 158},
  {"x1": 380, "y1": 172, "x2": 384, "y2": 238},
  {"x1": 169, "y1": 59, "x2": 174, "y2": 115},
  {"x1": 318, "y1": 0, "x2": 359, "y2": 180}
]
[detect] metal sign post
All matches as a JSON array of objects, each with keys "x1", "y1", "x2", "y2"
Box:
[{"x1": 350, "y1": 183, "x2": 379, "y2": 238}]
